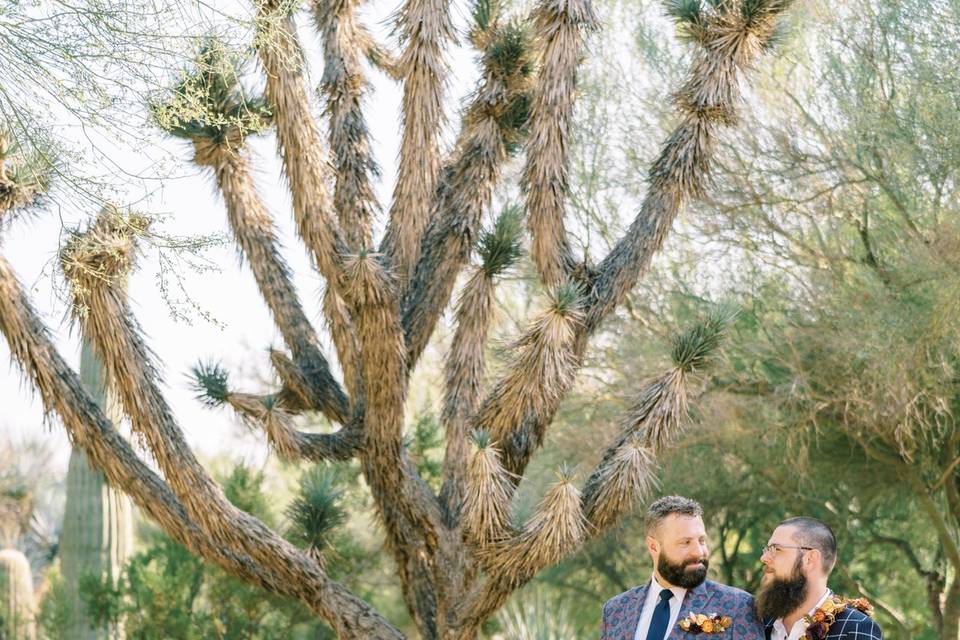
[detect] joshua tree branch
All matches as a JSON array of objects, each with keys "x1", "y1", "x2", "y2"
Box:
[
  {"x1": 438, "y1": 270, "x2": 496, "y2": 522},
  {"x1": 60, "y1": 215, "x2": 355, "y2": 601},
  {"x1": 485, "y1": 1, "x2": 797, "y2": 483},
  {"x1": 522, "y1": 0, "x2": 597, "y2": 287},
  {"x1": 379, "y1": 0, "x2": 453, "y2": 288},
  {"x1": 452, "y1": 472, "x2": 586, "y2": 639},
  {"x1": 195, "y1": 141, "x2": 350, "y2": 423},
  {"x1": 402, "y1": 17, "x2": 534, "y2": 370},
  {"x1": 345, "y1": 252, "x2": 446, "y2": 637},
  {"x1": 254, "y1": 1, "x2": 354, "y2": 317},
  {"x1": 471, "y1": 283, "x2": 584, "y2": 477},
  {"x1": 312, "y1": 0, "x2": 381, "y2": 251},
  {"x1": 0, "y1": 253, "x2": 403, "y2": 640},
  {"x1": 224, "y1": 391, "x2": 363, "y2": 462}
]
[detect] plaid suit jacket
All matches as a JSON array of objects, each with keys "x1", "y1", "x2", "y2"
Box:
[
  {"x1": 763, "y1": 607, "x2": 883, "y2": 640},
  {"x1": 601, "y1": 580, "x2": 765, "y2": 640}
]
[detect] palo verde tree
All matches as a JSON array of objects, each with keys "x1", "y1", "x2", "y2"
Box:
[{"x1": 0, "y1": 0, "x2": 797, "y2": 637}]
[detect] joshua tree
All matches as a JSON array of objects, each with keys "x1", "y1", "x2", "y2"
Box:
[{"x1": 0, "y1": 0, "x2": 796, "y2": 637}]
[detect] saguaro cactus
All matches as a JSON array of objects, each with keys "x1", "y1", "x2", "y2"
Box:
[
  {"x1": 59, "y1": 340, "x2": 135, "y2": 640},
  {"x1": 0, "y1": 548, "x2": 36, "y2": 640},
  {"x1": 0, "y1": 441, "x2": 37, "y2": 640}
]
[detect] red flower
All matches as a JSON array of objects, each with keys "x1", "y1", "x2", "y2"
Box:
[{"x1": 805, "y1": 621, "x2": 829, "y2": 640}]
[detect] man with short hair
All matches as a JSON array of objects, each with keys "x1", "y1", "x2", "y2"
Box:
[
  {"x1": 757, "y1": 517, "x2": 882, "y2": 640},
  {"x1": 600, "y1": 495, "x2": 764, "y2": 640}
]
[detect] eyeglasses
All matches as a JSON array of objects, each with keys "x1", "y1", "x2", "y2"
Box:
[{"x1": 761, "y1": 543, "x2": 813, "y2": 556}]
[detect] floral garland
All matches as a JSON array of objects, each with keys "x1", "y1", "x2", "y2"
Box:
[
  {"x1": 802, "y1": 596, "x2": 874, "y2": 640},
  {"x1": 677, "y1": 612, "x2": 733, "y2": 634}
]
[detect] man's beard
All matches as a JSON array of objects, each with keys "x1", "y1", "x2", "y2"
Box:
[
  {"x1": 657, "y1": 553, "x2": 708, "y2": 589},
  {"x1": 754, "y1": 558, "x2": 808, "y2": 621}
]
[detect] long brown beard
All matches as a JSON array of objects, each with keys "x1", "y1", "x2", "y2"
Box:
[{"x1": 754, "y1": 558, "x2": 808, "y2": 621}]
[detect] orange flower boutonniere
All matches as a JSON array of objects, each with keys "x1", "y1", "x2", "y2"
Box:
[
  {"x1": 678, "y1": 613, "x2": 734, "y2": 634},
  {"x1": 803, "y1": 596, "x2": 874, "y2": 640}
]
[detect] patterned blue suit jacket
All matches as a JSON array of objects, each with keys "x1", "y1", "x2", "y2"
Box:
[
  {"x1": 601, "y1": 580, "x2": 765, "y2": 640},
  {"x1": 763, "y1": 607, "x2": 883, "y2": 640}
]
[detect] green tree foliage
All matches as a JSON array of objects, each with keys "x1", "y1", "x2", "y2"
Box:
[{"x1": 75, "y1": 464, "x2": 354, "y2": 639}]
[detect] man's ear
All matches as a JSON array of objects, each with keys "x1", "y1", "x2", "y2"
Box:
[
  {"x1": 646, "y1": 535, "x2": 659, "y2": 557},
  {"x1": 804, "y1": 548, "x2": 822, "y2": 573}
]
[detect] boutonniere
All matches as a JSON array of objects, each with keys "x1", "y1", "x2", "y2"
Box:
[
  {"x1": 678, "y1": 613, "x2": 733, "y2": 634},
  {"x1": 803, "y1": 596, "x2": 874, "y2": 640}
]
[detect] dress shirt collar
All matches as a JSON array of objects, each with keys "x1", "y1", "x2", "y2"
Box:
[{"x1": 771, "y1": 588, "x2": 832, "y2": 640}]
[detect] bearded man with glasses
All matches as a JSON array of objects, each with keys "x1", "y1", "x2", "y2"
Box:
[{"x1": 757, "y1": 517, "x2": 883, "y2": 640}]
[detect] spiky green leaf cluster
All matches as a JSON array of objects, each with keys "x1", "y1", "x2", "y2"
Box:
[
  {"x1": 664, "y1": 0, "x2": 703, "y2": 24},
  {"x1": 670, "y1": 303, "x2": 739, "y2": 372},
  {"x1": 664, "y1": 0, "x2": 710, "y2": 41},
  {"x1": 152, "y1": 38, "x2": 270, "y2": 142},
  {"x1": 498, "y1": 93, "x2": 533, "y2": 154},
  {"x1": 471, "y1": 429, "x2": 493, "y2": 450},
  {"x1": 485, "y1": 21, "x2": 533, "y2": 80},
  {"x1": 470, "y1": 0, "x2": 499, "y2": 43},
  {"x1": 551, "y1": 280, "x2": 584, "y2": 315},
  {"x1": 741, "y1": 0, "x2": 796, "y2": 21},
  {"x1": 477, "y1": 205, "x2": 524, "y2": 277},
  {"x1": 285, "y1": 466, "x2": 347, "y2": 554},
  {"x1": 554, "y1": 461, "x2": 576, "y2": 482},
  {"x1": 190, "y1": 361, "x2": 230, "y2": 406}
]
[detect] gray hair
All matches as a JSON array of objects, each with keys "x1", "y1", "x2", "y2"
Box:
[
  {"x1": 780, "y1": 516, "x2": 837, "y2": 574},
  {"x1": 644, "y1": 495, "x2": 703, "y2": 535}
]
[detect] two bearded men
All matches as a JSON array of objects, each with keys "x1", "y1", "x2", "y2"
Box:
[{"x1": 600, "y1": 496, "x2": 883, "y2": 640}]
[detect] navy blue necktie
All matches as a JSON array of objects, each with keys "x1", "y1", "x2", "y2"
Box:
[{"x1": 646, "y1": 588, "x2": 673, "y2": 640}]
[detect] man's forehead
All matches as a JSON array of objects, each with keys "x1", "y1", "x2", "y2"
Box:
[
  {"x1": 661, "y1": 513, "x2": 705, "y2": 533},
  {"x1": 768, "y1": 524, "x2": 798, "y2": 544}
]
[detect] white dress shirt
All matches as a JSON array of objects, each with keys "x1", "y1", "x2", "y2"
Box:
[
  {"x1": 633, "y1": 576, "x2": 687, "y2": 640},
  {"x1": 770, "y1": 589, "x2": 832, "y2": 640}
]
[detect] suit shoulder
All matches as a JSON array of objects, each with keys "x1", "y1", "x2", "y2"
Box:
[
  {"x1": 705, "y1": 580, "x2": 754, "y2": 603},
  {"x1": 603, "y1": 585, "x2": 644, "y2": 612},
  {"x1": 834, "y1": 607, "x2": 882, "y2": 637}
]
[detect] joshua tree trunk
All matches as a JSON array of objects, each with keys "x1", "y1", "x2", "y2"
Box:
[{"x1": 0, "y1": 1, "x2": 798, "y2": 637}]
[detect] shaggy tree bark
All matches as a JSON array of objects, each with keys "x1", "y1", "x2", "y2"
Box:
[{"x1": 0, "y1": 1, "x2": 797, "y2": 638}]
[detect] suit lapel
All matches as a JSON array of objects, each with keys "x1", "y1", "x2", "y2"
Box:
[
  {"x1": 668, "y1": 582, "x2": 714, "y2": 639},
  {"x1": 621, "y1": 583, "x2": 649, "y2": 640}
]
